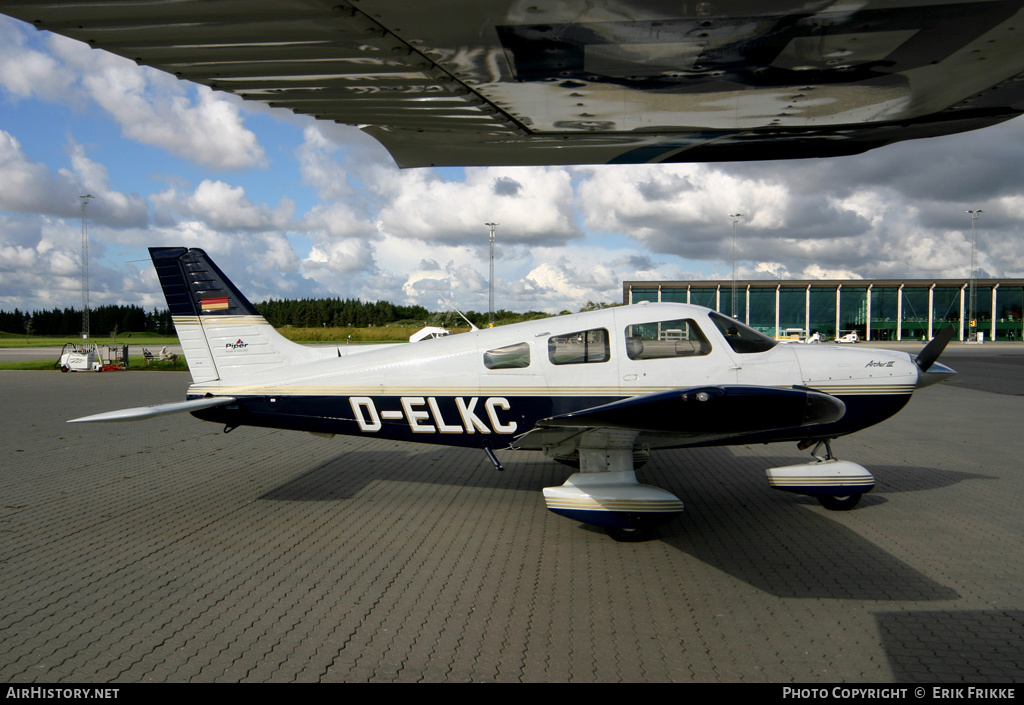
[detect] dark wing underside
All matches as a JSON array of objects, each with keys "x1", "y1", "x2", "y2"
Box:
[
  {"x1": 512, "y1": 385, "x2": 845, "y2": 451},
  {"x1": 3, "y1": 0, "x2": 1024, "y2": 167}
]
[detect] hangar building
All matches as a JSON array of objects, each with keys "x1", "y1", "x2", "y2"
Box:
[{"x1": 622, "y1": 279, "x2": 1024, "y2": 343}]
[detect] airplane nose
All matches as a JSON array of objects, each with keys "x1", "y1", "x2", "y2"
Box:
[{"x1": 917, "y1": 361, "x2": 956, "y2": 388}]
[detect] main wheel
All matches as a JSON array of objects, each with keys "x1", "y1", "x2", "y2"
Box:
[{"x1": 817, "y1": 494, "x2": 862, "y2": 511}]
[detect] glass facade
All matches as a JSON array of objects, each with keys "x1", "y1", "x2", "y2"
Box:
[
  {"x1": 661, "y1": 288, "x2": 688, "y2": 304},
  {"x1": 623, "y1": 279, "x2": 1023, "y2": 342},
  {"x1": 839, "y1": 287, "x2": 867, "y2": 338},
  {"x1": 719, "y1": 285, "x2": 746, "y2": 321},
  {"x1": 630, "y1": 288, "x2": 659, "y2": 304},
  {"x1": 689, "y1": 288, "x2": 717, "y2": 309},
  {"x1": 971, "y1": 285, "x2": 993, "y2": 327},
  {"x1": 901, "y1": 287, "x2": 930, "y2": 341},
  {"x1": 779, "y1": 288, "x2": 805, "y2": 333},
  {"x1": 870, "y1": 287, "x2": 899, "y2": 340},
  {"x1": 748, "y1": 288, "x2": 777, "y2": 336},
  {"x1": 996, "y1": 287, "x2": 1023, "y2": 341},
  {"x1": 809, "y1": 287, "x2": 837, "y2": 339},
  {"x1": 933, "y1": 287, "x2": 961, "y2": 327}
]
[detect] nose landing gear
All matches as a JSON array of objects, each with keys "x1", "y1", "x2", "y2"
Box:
[{"x1": 766, "y1": 439, "x2": 875, "y2": 510}]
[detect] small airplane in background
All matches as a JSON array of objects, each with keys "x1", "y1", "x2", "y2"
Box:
[{"x1": 70, "y1": 248, "x2": 956, "y2": 541}]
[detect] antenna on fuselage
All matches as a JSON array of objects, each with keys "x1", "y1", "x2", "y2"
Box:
[{"x1": 435, "y1": 290, "x2": 479, "y2": 332}]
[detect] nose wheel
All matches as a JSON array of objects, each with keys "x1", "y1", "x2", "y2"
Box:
[
  {"x1": 767, "y1": 438, "x2": 875, "y2": 510},
  {"x1": 605, "y1": 525, "x2": 656, "y2": 542},
  {"x1": 817, "y1": 493, "x2": 862, "y2": 511},
  {"x1": 807, "y1": 440, "x2": 864, "y2": 511}
]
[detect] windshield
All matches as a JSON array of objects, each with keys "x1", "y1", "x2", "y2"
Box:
[{"x1": 708, "y1": 312, "x2": 778, "y2": 354}]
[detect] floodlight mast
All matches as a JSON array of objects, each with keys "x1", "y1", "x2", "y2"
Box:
[
  {"x1": 486, "y1": 222, "x2": 498, "y2": 327},
  {"x1": 966, "y1": 209, "x2": 983, "y2": 343},
  {"x1": 80, "y1": 194, "x2": 94, "y2": 340},
  {"x1": 730, "y1": 213, "x2": 743, "y2": 319}
]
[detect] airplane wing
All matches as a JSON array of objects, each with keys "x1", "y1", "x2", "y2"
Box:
[
  {"x1": 512, "y1": 385, "x2": 845, "y2": 451},
  {"x1": 4, "y1": 1, "x2": 1024, "y2": 167}
]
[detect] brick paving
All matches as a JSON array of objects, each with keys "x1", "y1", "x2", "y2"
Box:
[{"x1": 1, "y1": 363, "x2": 1021, "y2": 682}]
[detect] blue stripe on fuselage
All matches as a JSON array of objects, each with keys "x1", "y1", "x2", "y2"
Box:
[{"x1": 188, "y1": 391, "x2": 911, "y2": 450}]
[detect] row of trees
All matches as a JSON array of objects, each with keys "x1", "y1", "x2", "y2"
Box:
[
  {"x1": 255, "y1": 297, "x2": 555, "y2": 329},
  {"x1": 1, "y1": 298, "x2": 617, "y2": 337},
  {"x1": 255, "y1": 298, "x2": 432, "y2": 328},
  {"x1": 0, "y1": 305, "x2": 173, "y2": 337}
]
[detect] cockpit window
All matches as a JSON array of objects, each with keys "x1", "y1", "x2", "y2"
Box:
[
  {"x1": 624, "y1": 319, "x2": 711, "y2": 359},
  {"x1": 484, "y1": 342, "x2": 531, "y2": 369},
  {"x1": 548, "y1": 328, "x2": 610, "y2": 365},
  {"x1": 708, "y1": 312, "x2": 778, "y2": 354}
]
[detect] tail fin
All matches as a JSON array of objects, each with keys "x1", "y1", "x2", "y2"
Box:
[{"x1": 150, "y1": 247, "x2": 331, "y2": 383}]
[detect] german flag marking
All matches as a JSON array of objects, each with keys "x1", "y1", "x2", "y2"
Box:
[{"x1": 201, "y1": 297, "x2": 230, "y2": 311}]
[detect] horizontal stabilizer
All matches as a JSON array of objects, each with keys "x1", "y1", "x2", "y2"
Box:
[
  {"x1": 539, "y1": 385, "x2": 845, "y2": 434},
  {"x1": 68, "y1": 396, "x2": 236, "y2": 423}
]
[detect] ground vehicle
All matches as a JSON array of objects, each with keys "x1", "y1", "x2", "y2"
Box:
[{"x1": 57, "y1": 343, "x2": 128, "y2": 372}]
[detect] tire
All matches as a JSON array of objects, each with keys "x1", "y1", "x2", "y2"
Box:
[
  {"x1": 817, "y1": 494, "x2": 862, "y2": 511},
  {"x1": 605, "y1": 525, "x2": 655, "y2": 542}
]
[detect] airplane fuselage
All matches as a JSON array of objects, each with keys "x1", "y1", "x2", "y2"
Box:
[{"x1": 185, "y1": 302, "x2": 920, "y2": 451}]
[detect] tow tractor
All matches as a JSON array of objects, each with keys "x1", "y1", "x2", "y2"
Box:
[{"x1": 57, "y1": 342, "x2": 129, "y2": 372}]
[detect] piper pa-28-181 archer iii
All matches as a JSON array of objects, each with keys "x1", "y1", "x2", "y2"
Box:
[{"x1": 71, "y1": 248, "x2": 956, "y2": 540}]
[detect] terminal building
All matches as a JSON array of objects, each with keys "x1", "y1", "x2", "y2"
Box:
[{"x1": 622, "y1": 279, "x2": 1024, "y2": 343}]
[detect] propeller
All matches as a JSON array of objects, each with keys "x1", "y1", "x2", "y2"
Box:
[{"x1": 916, "y1": 326, "x2": 955, "y2": 373}]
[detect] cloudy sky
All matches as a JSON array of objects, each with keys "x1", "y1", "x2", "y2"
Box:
[{"x1": 2, "y1": 14, "x2": 1024, "y2": 317}]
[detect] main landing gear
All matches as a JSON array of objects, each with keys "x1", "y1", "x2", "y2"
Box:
[
  {"x1": 542, "y1": 469, "x2": 684, "y2": 542},
  {"x1": 541, "y1": 431, "x2": 683, "y2": 542}
]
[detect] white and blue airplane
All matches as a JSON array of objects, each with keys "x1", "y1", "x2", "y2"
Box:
[{"x1": 71, "y1": 247, "x2": 956, "y2": 540}]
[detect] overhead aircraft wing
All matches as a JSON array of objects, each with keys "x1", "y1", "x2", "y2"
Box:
[
  {"x1": 4, "y1": 1, "x2": 1024, "y2": 167},
  {"x1": 512, "y1": 385, "x2": 845, "y2": 451}
]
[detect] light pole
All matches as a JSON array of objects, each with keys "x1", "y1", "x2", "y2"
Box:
[
  {"x1": 966, "y1": 209, "x2": 983, "y2": 343},
  {"x1": 730, "y1": 213, "x2": 743, "y2": 319},
  {"x1": 486, "y1": 222, "x2": 498, "y2": 327},
  {"x1": 80, "y1": 194, "x2": 94, "y2": 340}
]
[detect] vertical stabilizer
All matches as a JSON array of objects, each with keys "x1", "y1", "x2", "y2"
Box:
[{"x1": 150, "y1": 247, "x2": 331, "y2": 383}]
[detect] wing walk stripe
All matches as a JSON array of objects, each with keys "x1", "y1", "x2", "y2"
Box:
[
  {"x1": 767, "y1": 477, "x2": 874, "y2": 486},
  {"x1": 544, "y1": 498, "x2": 686, "y2": 512}
]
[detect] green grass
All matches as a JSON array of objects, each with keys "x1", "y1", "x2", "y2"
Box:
[
  {"x1": 0, "y1": 325, "x2": 473, "y2": 370},
  {"x1": 0, "y1": 355, "x2": 189, "y2": 372},
  {"x1": 0, "y1": 360, "x2": 63, "y2": 371},
  {"x1": 0, "y1": 332, "x2": 179, "y2": 348},
  {"x1": 275, "y1": 325, "x2": 470, "y2": 343},
  {"x1": 0, "y1": 327, "x2": 442, "y2": 346}
]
